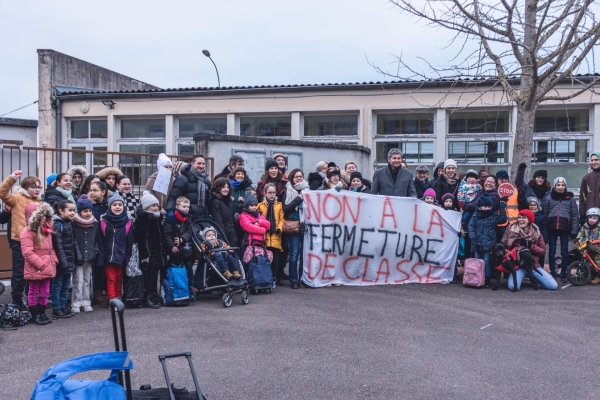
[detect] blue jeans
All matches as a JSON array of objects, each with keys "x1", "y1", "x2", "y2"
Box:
[
  {"x1": 287, "y1": 233, "x2": 303, "y2": 283},
  {"x1": 549, "y1": 231, "x2": 569, "y2": 277},
  {"x1": 51, "y1": 273, "x2": 72, "y2": 309},
  {"x1": 213, "y1": 253, "x2": 240, "y2": 275},
  {"x1": 474, "y1": 251, "x2": 491, "y2": 277},
  {"x1": 507, "y1": 268, "x2": 558, "y2": 291}
]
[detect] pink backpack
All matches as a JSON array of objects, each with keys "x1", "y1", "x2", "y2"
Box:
[{"x1": 463, "y1": 258, "x2": 485, "y2": 287}]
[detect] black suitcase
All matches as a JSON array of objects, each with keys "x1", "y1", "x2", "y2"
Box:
[
  {"x1": 109, "y1": 299, "x2": 207, "y2": 400},
  {"x1": 122, "y1": 275, "x2": 144, "y2": 308}
]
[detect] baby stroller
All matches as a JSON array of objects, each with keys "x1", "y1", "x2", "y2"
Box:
[{"x1": 191, "y1": 219, "x2": 250, "y2": 307}]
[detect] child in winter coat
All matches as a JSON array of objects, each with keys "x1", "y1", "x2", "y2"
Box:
[
  {"x1": 51, "y1": 200, "x2": 82, "y2": 318},
  {"x1": 89, "y1": 181, "x2": 108, "y2": 221},
  {"x1": 134, "y1": 193, "x2": 168, "y2": 309},
  {"x1": 257, "y1": 183, "x2": 284, "y2": 286},
  {"x1": 72, "y1": 195, "x2": 99, "y2": 312},
  {"x1": 239, "y1": 192, "x2": 271, "y2": 270},
  {"x1": 347, "y1": 171, "x2": 369, "y2": 193},
  {"x1": 164, "y1": 196, "x2": 194, "y2": 297},
  {"x1": 422, "y1": 188, "x2": 438, "y2": 205},
  {"x1": 441, "y1": 193, "x2": 455, "y2": 211},
  {"x1": 97, "y1": 193, "x2": 134, "y2": 301},
  {"x1": 200, "y1": 226, "x2": 241, "y2": 280},
  {"x1": 541, "y1": 177, "x2": 579, "y2": 284},
  {"x1": 576, "y1": 208, "x2": 600, "y2": 281},
  {"x1": 527, "y1": 196, "x2": 549, "y2": 270},
  {"x1": 458, "y1": 170, "x2": 482, "y2": 224},
  {"x1": 20, "y1": 202, "x2": 57, "y2": 325},
  {"x1": 467, "y1": 193, "x2": 507, "y2": 286}
]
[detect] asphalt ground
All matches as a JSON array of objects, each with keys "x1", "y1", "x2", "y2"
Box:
[{"x1": 1, "y1": 279, "x2": 599, "y2": 400}]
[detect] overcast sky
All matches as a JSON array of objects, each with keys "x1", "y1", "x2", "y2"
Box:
[{"x1": 0, "y1": 0, "x2": 454, "y2": 120}]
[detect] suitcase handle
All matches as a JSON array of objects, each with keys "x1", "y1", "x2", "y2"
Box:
[
  {"x1": 158, "y1": 352, "x2": 203, "y2": 400},
  {"x1": 109, "y1": 299, "x2": 133, "y2": 400}
]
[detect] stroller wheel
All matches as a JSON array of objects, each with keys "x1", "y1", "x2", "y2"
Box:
[
  {"x1": 241, "y1": 291, "x2": 249, "y2": 305},
  {"x1": 222, "y1": 293, "x2": 233, "y2": 308},
  {"x1": 268, "y1": 288, "x2": 273, "y2": 293}
]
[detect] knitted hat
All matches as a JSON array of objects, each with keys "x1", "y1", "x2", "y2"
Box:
[
  {"x1": 533, "y1": 170, "x2": 547, "y2": 179},
  {"x1": 76, "y1": 194, "x2": 93, "y2": 211},
  {"x1": 349, "y1": 171, "x2": 363, "y2": 182},
  {"x1": 200, "y1": 226, "x2": 217, "y2": 240},
  {"x1": 423, "y1": 188, "x2": 437, "y2": 199},
  {"x1": 478, "y1": 193, "x2": 493, "y2": 208},
  {"x1": 107, "y1": 192, "x2": 125, "y2": 208},
  {"x1": 496, "y1": 170, "x2": 509, "y2": 179},
  {"x1": 519, "y1": 209, "x2": 535, "y2": 224},
  {"x1": 554, "y1": 177, "x2": 567, "y2": 187},
  {"x1": 243, "y1": 192, "x2": 258, "y2": 207},
  {"x1": 265, "y1": 158, "x2": 279, "y2": 171},
  {"x1": 593, "y1": 151, "x2": 600, "y2": 160},
  {"x1": 416, "y1": 165, "x2": 429, "y2": 172},
  {"x1": 526, "y1": 196, "x2": 540, "y2": 206},
  {"x1": 441, "y1": 193, "x2": 454, "y2": 203},
  {"x1": 141, "y1": 193, "x2": 160, "y2": 210},
  {"x1": 157, "y1": 153, "x2": 173, "y2": 169},
  {"x1": 326, "y1": 162, "x2": 341, "y2": 178},
  {"x1": 443, "y1": 159, "x2": 457, "y2": 169},
  {"x1": 46, "y1": 173, "x2": 58, "y2": 187},
  {"x1": 466, "y1": 169, "x2": 479, "y2": 179}
]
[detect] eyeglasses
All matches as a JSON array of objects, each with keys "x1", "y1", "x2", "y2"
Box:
[{"x1": 30, "y1": 187, "x2": 42, "y2": 190}]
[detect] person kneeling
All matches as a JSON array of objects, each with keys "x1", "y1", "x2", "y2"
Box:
[{"x1": 200, "y1": 226, "x2": 241, "y2": 280}]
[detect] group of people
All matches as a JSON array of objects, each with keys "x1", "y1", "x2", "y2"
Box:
[{"x1": 4, "y1": 147, "x2": 600, "y2": 325}]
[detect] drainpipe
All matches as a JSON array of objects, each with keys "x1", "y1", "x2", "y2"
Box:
[{"x1": 55, "y1": 95, "x2": 61, "y2": 172}]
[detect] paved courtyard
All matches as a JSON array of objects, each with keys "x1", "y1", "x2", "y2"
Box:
[{"x1": 1, "y1": 280, "x2": 599, "y2": 400}]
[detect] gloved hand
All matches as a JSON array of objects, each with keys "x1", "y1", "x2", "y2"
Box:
[
  {"x1": 570, "y1": 233, "x2": 578, "y2": 240},
  {"x1": 299, "y1": 222, "x2": 307, "y2": 235},
  {"x1": 518, "y1": 162, "x2": 527, "y2": 170},
  {"x1": 519, "y1": 239, "x2": 531, "y2": 249},
  {"x1": 335, "y1": 186, "x2": 342, "y2": 192},
  {"x1": 234, "y1": 212, "x2": 240, "y2": 221},
  {"x1": 166, "y1": 209, "x2": 176, "y2": 224},
  {"x1": 499, "y1": 197, "x2": 509, "y2": 203}
]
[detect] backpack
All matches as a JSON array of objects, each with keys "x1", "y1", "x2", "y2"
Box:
[
  {"x1": 0, "y1": 303, "x2": 31, "y2": 329},
  {"x1": 463, "y1": 258, "x2": 485, "y2": 287},
  {"x1": 161, "y1": 264, "x2": 190, "y2": 307},
  {"x1": 122, "y1": 274, "x2": 144, "y2": 308},
  {"x1": 100, "y1": 220, "x2": 132, "y2": 235}
]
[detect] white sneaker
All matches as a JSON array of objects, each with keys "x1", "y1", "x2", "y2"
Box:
[
  {"x1": 83, "y1": 305, "x2": 93, "y2": 312},
  {"x1": 71, "y1": 306, "x2": 81, "y2": 313}
]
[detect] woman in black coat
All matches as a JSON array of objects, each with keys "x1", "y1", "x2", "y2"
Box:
[{"x1": 209, "y1": 178, "x2": 238, "y2": 248}]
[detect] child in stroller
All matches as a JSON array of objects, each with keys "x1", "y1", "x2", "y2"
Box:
[{"x1": 199, "y1": 226, "x2": 241, "y2": 280}]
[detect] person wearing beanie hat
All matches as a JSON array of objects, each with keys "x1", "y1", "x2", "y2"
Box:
[
  {"x1": 468, "y1": 193, "x2": 508, "y2": 286},
  {"x1": 72, "y1": 194, "x2": 99, "y2": 313},
  {"x1": 441, "y1": 193, "x2": 455, "y2": 210},
  {"x1": 444, "y1": 159, "x2": 458, "y2": 170},
  {"x1": 256, "y1": 158, "x2": 288, "y2": 203},
  {"x1": 325, "y1": 162, "x2": 346, "y2": 190},
  {"x1": 414, "y1": 165, "x2": 431, "y2": 199},
  {"x1": 541, "y1": 174, "x2": 579, "y2": 283},
  {"x1": 272, "y1": 153, "x2": 289, "y2": 178},
  {"x1": 457, "y1": 169, "x2": 482, "y2": 210},
  {"x1": 500, "y1": 205, "x2": 558, "y2": 291},
  {"x1": 199, "y1": 225, "x2": 241, "y2": 280},
  {"x1": 515, "y1": 162, "x2": 551, "y2": 207},
  {"x1": 431, "y1": 159, "x2": 459, "y2": 208},
  {"x1": 422, "y1": 188, "x2": 438, "y2": 205},
  {"x1": 527, "y1": 196, "x2": 549, "y2": 268},
  {"x1": 495, "y1": 170, "x2": 509, "y2": 181},
  {"x1": 370, "y1": 148, "x2": 417, "y2": 197},
  {"x1": 140, "y1": 193, "x2": 160, "y2": 212},
  {"x1": 579, "y1": 152, "x2": 600, "y2": 223},
  {"x1": 46, "y1": 173, "x2": 58, "y2": 187},
  {"x1": 157, "y1": 153, "x2": 174, "y2": 170},
  {"x1": 348, "y1": 171, "x2": 368, "y2": 193},
  {"x1": 239, "y1": 192, "x2": 271, "y2": 269},
  {"x1": 145, "y1": 154, "x2": 180, "y2": 212}
]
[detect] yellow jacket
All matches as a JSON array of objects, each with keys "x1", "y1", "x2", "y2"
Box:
[
  {"x1": 0, "y1": 175, "x2": 42, "y2": 241},
  {"x1": 257, "y1": 200, "x2": 284, "y2": 251}
]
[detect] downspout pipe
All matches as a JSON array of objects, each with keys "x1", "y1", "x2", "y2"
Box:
[{"x1": 55, "y1": 95, "x2": 61, "y2": 172}]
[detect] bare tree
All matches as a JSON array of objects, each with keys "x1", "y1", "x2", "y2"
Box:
[{"x1": 381, "y1": 0, "x2": 600, "y2": 180}]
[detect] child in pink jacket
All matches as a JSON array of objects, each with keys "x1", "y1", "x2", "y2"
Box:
[
  {"x1": 239, "y1": 192, "x2": 270, "y2": 246},
  {"x1": 20, "y1": 202, "x2": 58, "y2": 326}
]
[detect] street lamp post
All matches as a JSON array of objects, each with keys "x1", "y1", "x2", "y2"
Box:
[{"x1": 202, "y1": 49, "x2": 221, "y2": 88}]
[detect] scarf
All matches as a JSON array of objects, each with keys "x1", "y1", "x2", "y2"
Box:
[
  {"x1": 243, "y1": 209, "x2": 259, "y2": 218},
  {"x1": 476, "y1": 208, "x2": 494, "y2": 218},
  {"x1": 444, "y1": 173, "x2": 458, "y2": 186},
  {"x1": 73, "y1": 213, "x2": 97, "y2": 228},
  {"x1": 388, "y1": 164, "x2": 400, "y2": 182},
  {"x1": 284, "y1": 180, "x2": 309, "y2": 205},
  {"x1": 351, "y1": 185, "x2": 366, "y2": 192},
  {"x1": 103, "y1": 208, "x2": 129, "y2": 228},
  {"x1": 265, "y1": 199, "x2": 277, "y2": 235},
  {"x1": 189, "y1": 167, "x2": 208, "y2": 209},
  {"x1": 55, "y1": 186, "x2": 76, "y2": 205},
  {"x1": 230, "y1": 179, "x2": 242, "y2": 189},
  {"x1": 119, "y1": 192, "x2": 140, "y2": 219},
  {"x1": 503, "y1": 222, "x2": 541, "y2": 247},
  {"x1": 531, "y1": 184, "x2": 547, "y2": 200},
  {"x1": 146, "y1": 210, "x2": 161, "y2": 218},
  {"x1": 175, "y1": 209, "x2": 189, "y2": 223},
  {"x1": 41, "y1": 220, "x2": 53, "y2": 235}
]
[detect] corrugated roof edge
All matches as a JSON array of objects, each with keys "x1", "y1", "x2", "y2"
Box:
[{"x1": 0, "y1": 118, "x2": 38, "y2": 127}]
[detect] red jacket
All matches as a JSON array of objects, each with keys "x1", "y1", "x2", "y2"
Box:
[
  {"x1": 20, "y1": 203, "x2": 58, "y2": 281},
  {"x1": 239, "y1": 211, "x2": 270, "y2": 246}
]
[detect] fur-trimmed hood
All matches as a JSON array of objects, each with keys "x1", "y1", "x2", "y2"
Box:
[
  {"x1": 96, "y1": 166, "x2": 124, "y2": 180},
  {"x1": 26, "y1": 202, "x2": 53, "y2": 232},
  {"x1": 67, "y1": 165, "x2": 90, "y2": 181}
]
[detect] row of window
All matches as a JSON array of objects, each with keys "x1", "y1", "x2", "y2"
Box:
[{"x1": 69, "y1": 108, "x2": 592, "y2": 140}]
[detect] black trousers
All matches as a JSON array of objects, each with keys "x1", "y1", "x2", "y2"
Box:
[
  {"x1": 143, "y1": 265, "x2": 160, "y2": 297},
  {"x1": 268, "y1": 247, "x2": 281, "y2": 279},
  {"x1": 10, "y1": 241, "x2": 25, "y2": 303}
]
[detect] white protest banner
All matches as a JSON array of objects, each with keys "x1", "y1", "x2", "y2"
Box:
[
  {"x1": 152, "y1": 166, "x2": 172, "y2": 195},
  {"x1": 301, "y1": 190, "x2": 462, "y2": 287}
]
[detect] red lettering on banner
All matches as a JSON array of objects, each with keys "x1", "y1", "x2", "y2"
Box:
[
  {"x1": 427, "y1": 209, "x2": 445, "y2": 237},
  {"x1": 361, "y1": 258, "x2": 374, "y2": 283},
  {"x1": 342, "y1": 195, "x2": 361, "y2": 224},
  {"x1": 304, "y1": 193, "x2": 322, "y2": 223},
  {"x1": 321, "y1": 253, "x2": 337, "y2": 281},
  {"x1": 323, "y1": 194, "x2": 343, "y2": 221},
  {"x1": 411, "y1": 262, "x2": 425, "y2": 282},
  {"x1": 412, "y1": 204, "x2": 424, "y2": 233},
  {"x1": 380, "y1": 197, "x2": 397, "y2": 229},
  {"x1": 342, "y1": 256, "x2": 361, "y2": 280},
  {"x1": 375, "y1": 258, "x2": 390, "y2": 284},
  {"x1": 306, "y1": 253, "x2": 323, "y2": 280},
  {"x1": 394, "y1": 260, "x2": 410, "y2": 283},
  {"x1": 426, "y1": 264, "x2": 451, "y2": 283}
]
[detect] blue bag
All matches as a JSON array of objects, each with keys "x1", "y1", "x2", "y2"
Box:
[
  {"x1": 162, "y1": 264, "x2": 189, "y2": 307},
  {"x1": 457, "y1": 237, "x2": 465, "y2": 259},
  {"x1": 249, "y1": 254, "x2": 273, "y2": 289},
  {"x1": 31, "y1": 351, "x2": 133, "y2": 400}
]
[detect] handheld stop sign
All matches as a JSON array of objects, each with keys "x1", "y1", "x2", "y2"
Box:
[{"x1": 498, "y1": 183, "x2": 515, "y2": 198}]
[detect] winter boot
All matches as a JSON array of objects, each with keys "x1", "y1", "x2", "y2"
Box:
[
  {"x1": 223, "y1": 270, "x2": 233, "y2": 280},
  {"x1": 484, "y1": 276, "x2": 491, "y2": 288},
  {"x1": 38, "y1": 304, "x2": 52, "y2": 324},
  {"x1": 30, "y1": 306, "x2": 46, "y2": 325},
  {"x1": 93, "y1": 290, "x2": 108, "y2": 305}
]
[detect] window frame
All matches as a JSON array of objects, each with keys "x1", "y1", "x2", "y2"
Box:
[
  {"x1": 373, "y1": 139, "x2": 436, "y2": 166},
  {"x1": 533, "y1": 108, "x2": 591, "y2": 134},
  {"x1": 67, "y1": 118, "x2": 108, "y2": 141},
  {"x1": 374, "y1": 111, "x2": 436, "y2": 136},
  {"x1": 238, "y1": 114, "x2": 292, "y2": 138},
  {"x1": 119, "y1": 117, "x2": 167, "y2": 141},
  {"x1": 301, "y1": 112, "x2": 360, "y2": 138},
  {"x1": 446, "y1": 139, "x2": 510, "y2": 165},
  {"x1": 446, "y1": 110, "x2": 511, "y2": 135}
]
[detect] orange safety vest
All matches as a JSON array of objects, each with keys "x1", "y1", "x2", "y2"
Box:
[{"x1": 497, "y1": 188, "x2": 519, "y2": 227}]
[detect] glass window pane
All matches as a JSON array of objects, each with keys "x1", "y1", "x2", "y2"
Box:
[
  {"x1": 377, "y1": 113, "x2": 434, "y2": 135},
  {"x1": 71, "y1": 121, "x2": 89, "y2": 139},
  {"x1": 119, "y1": 145, "x2": 166, "y2": 185},
  {"x1": 534, "y1": 109, "x2": 589, "y2": 132},
  {"x1": 90, "y1": 120, "x2": 108, "y2": 139},
  {"x1": 92, "y1": 147, "x2": 107, "y2": 174},
  {"x1": 448, "y1": 141, "x2": 508, "y2": 163},
  {"x1": 303, "y1": 114, "x2": 358, "y2": 136},
  {"x1": 179, "y1": 117, "x2": 226, "y2": 137},
  {"x1": 532, "y1": 140, "x2": 588, "y2": 162},
  {"x1": 70, "y1": 147, "x2": 86, "y2": 165},
  {"x1": 448, "y1": 111, "x2": 509, "y2": 133},
  {"x1": 178, "y1": 144, "x2": 195, "y2": 157},
  {"x1": 121, "y1": 119, "x2": 166, "y2": 139},
  {"x1": 375, "y1": 141, "x2": 434, "y2": 163},
  {"x1": 240, "y1": 116, "x2": 291, "y2": 137}
]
